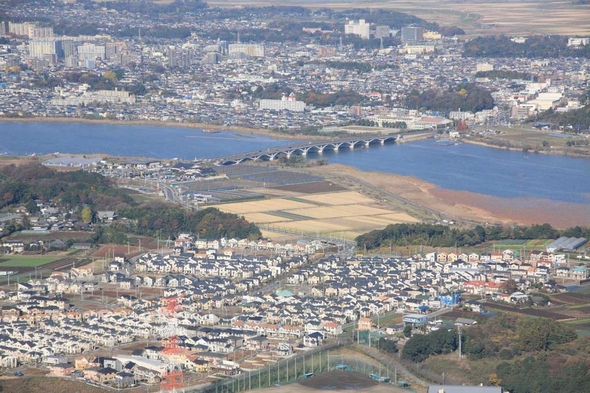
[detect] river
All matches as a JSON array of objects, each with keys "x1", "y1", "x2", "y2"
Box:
[{"x1": 1, "y1": 122, "x2": 589, "y2": 204}]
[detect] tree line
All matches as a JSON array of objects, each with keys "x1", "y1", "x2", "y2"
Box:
[
  {"x1": 464, "y1": 35, "x2": 590, "y2": 59},
  {"x1": 355, "y1": 222, "x2": 590, "y2": 250}
]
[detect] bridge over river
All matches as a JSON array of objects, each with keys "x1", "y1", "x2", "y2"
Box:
[{"x1": 215, "y1": 133, "x2": 426, "y2": 165}]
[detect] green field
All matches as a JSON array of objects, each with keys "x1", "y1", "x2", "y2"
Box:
[
  {"x1": 372, "y1": 313, "x2": 402, "y2": 326},
  {"x1": 0, "y1": 256, "x2": 60, "y2": 267}
]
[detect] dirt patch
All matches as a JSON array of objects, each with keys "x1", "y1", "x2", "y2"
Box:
[
  {"x1": 483, "y1": 302, "x2": 571, "y2": 320},
  {"x1": 300, "y1": 371, "x2": 379, "y2": 390},
  {"x1": 269, "y1": 181, "x2": 346, "y2": 194},
  {"x1": 309, "y1": 164, "x2": 590, "y2": 228},
  {"x1": 0, "y1": 376, "x2": 105, "y2": 393}
]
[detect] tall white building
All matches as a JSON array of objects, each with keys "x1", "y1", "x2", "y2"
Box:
[
  {"x1": 228, "y1": 43, "x2": 265, "y2": 58},
  {"x1": 259, "y1": 93, "x2": 306, "y2": 112},
  {"x1": 78, "y1": 43, "x2": 106, "y2": 61},
  {"x1": 31, "y1": 27, "x2": 54, "y2": 39},
  {"x1": 8, "y1": 22, "x2": 36, "y2": 37},
  {"x1": 344, "y1": 19, "x2": 370, "y2": 39},
  {"x1": 29, "y1": 40, "x2": 58, "y2": 59}
]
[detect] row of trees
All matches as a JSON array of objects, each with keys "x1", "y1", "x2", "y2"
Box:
[
  {"x1": 355, "y1": 222, "x2": 589, "y2": 250},
  {"x1": 404, "y1": 83, "x2": 494, "y2": 113},
  {"x1": 115, "y1": 205, "x2": 261, "y2": 241}
]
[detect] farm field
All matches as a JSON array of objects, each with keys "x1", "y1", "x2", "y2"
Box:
[
  {"x1": 0, "y1": 256, "x2": 60, "y2": 267},
  {"x1": 211, "y1": 190, "x2": 419, "y2": 240},
  {"x1": 207, "y1": 0, "x2": 590, "y2": 36}
]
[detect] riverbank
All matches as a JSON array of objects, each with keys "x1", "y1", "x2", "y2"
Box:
[
  {"x1": 0, "y1": 116, "x2": 329, "y2": 141},
  {"x1": 308, "y1": 164, "x2": 590, "y2": 228}
]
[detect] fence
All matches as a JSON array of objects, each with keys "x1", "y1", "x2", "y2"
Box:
[{"x1": 190, "y1": 344, "x2": 415, "y2": 393}]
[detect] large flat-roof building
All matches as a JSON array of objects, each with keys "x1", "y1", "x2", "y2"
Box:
[
  {"x1": 259, "y1": 93, "x2": 306, "y2": 112},
  {"x1": 401, "y1": 26, "x2": 424, "y2": 42},
  {"x1": 344, "y1": 19, "x2": 370, "y2": 40}
]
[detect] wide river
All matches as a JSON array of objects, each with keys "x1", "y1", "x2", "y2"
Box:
[{"x1": 2, "y1": 122, "x2": 590, "y2": 204}]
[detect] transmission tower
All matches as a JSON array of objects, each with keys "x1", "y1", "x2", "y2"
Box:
[{"x1": 160, "y1": 294, "x2": 185, "y2": 392}]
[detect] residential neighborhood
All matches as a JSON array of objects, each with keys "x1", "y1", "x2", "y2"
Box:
[{"x1": 0, "y1": 229, "x2": 588, "y2": 389}]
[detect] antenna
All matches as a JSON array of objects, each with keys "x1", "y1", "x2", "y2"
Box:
[{"x1": 237, "y1": 31, "x2": 240, "y2": 44}]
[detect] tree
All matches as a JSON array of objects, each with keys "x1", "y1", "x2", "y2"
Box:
[
  {"x1": 403, "y1": 325, "x2": 413, "y2": 338},
  {"x1": 378, "y1": 337, "x2": 398, "y2": 354},
  {"x1": 81, "y1": 206, "x2": 95, "y2": 224},
  {"x1": 25, "y1": 199, "x2": 39, "y2": 214},
  {"x1": 402, "y1": 333, "x2": 431, "y2": 362}
]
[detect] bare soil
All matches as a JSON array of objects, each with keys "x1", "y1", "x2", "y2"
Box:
[
  {"x1": 248, "y1": 371, "x2": 411, "y2": 393},
  {"x1": 309, "y1": 164, "x2": 590, "y2": 228},
  {"x1": 269, "y1": 181, "x2": 347, "y2": 194}
]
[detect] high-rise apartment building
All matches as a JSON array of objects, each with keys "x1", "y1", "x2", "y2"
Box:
[
  {"x1": 401, "y1": 26, "x2": 424, "y2": 42},
  {"x1": 31, "y1": 27, "x2": 54, "y2": 39},
  {"x1": 344, "y1": 19, "x2": 370, "y2": 39},
  {"x1": 228, "y1": 43, "x2": 265, "y2": 58},
  {"x1": 78, "y1": 43, "x2": 105, "y2": 61},
  {"x1": 29, "y1": 40, "x2": 60, "y2": 59}
]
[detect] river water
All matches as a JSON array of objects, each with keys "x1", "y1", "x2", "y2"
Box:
[{"x1": 1, "y1": 122, "x2": 589, "y2": 204}]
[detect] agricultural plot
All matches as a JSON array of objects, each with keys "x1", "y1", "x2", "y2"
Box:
[
  {"x1": 297, "y1": 191, "x2": 374, "y2": 206},
  {"x1": 211, "y1": 199, "x2": 315, "y2": 214},
  {"x1": 213, "y1": 190, "x2": 420, "y2": 240},
  {"x1": 287, "y1": 205, "x2": 393, "y2": 220},
  {"x1": 266, "y1": 211, "x2": 314, "y2": 221},
  {"x1": 0, "y1": 256, "x2": 60, "y2": 267}
]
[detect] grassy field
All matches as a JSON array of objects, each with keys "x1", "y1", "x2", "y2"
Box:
[
  {"x1": 0, "y1": 256, "x2": 60, "y2": 267},
  {"x1": 372, "y1": 313, "x2": 402, "y2": 326}
]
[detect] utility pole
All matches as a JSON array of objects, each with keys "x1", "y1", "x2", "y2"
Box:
[{"x1": 458, "y1": 325, "x2": 462, "y2": 358}]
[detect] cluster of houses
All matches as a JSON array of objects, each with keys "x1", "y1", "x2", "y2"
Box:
[{"x1": 0, "y1": 241, "x2": 587, "y2": 387}]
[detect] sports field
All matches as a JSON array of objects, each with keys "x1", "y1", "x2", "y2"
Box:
[
  {"x1": 0, "y1": 256, "x2": 60, "y2": 267},
  {"x1": 211, "y1": 190, "x2": 418, "y2": 240}
]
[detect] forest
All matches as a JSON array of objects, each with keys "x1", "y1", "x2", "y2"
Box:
[
  {"x1": 402, "y1": 314, "x2": 589, "y2": 393},
  {"x1": 404, "y1": 83, "x2": 494, "y2": 114},
  {"x1": 355, "y1": 223, "x2": 590, "y2": 250},
  {"x1": 464, "y1": 35, "x2": 590, "y2": 59},
  {"x1": 0, "y1": 164, "x2": 261, "y2": 242}
]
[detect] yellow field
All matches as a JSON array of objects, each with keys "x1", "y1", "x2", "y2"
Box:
[
  {"x1": 212, "y1": 190, "x2": 419, "y2": 240},
  {"x1": 297, "y1": 191, "x2": 373, "y2": 206},
  {"x1": 287, "y1": 205, "x2": 392, "y2": 220},
  {"x1": 214, "y1": 199, "x2": 315, "y2": 214},
  {"x1": 241, "y1": 212, "x2": 290, "y2": 224},
  {"x1": 208, "y1": 0, "x2": 590, "y2": 36}
]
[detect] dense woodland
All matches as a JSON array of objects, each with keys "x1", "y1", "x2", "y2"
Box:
[
  {"x1": 464, "y1": 35, "x2": 590, "y2": 58},
  {"x1": 355, "y1": 223, "x2": 590, "y2": 250},
  {"x1": 0, "y1": 164, "x2": 261, "y2": 242},
  {"x1": 401, "y1": 314, "x2": 589, "y2": 393},
  {"x1": 404, "y1": 83, "x2": 494, "y2": 114}
]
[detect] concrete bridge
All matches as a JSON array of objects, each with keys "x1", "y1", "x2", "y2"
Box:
[{"x1": 216, "y1": 135, "x2": 402, "y2": 165}]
